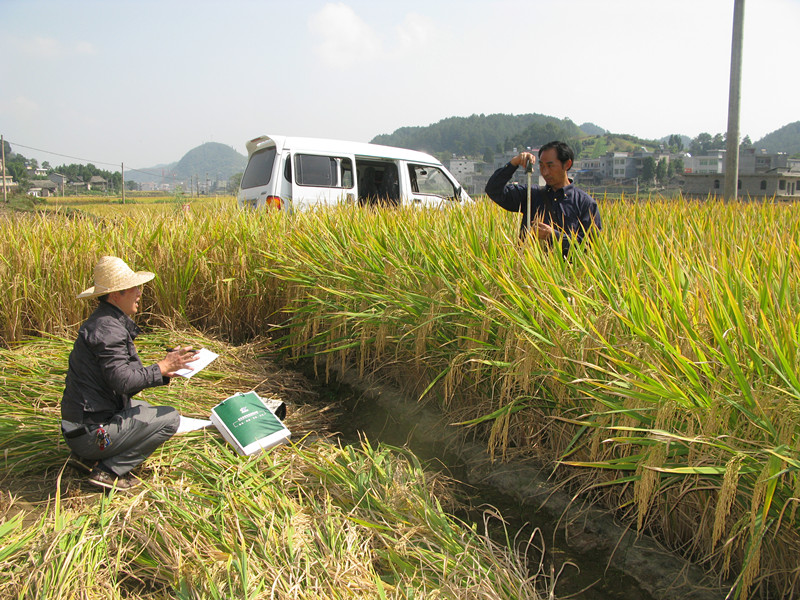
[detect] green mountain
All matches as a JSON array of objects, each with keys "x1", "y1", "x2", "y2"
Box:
[
  {"x1": 503, "y1": 116, "x2": 587, "y2": 154},
  {"x1": 371, "y1": 113, "x2": 800, "y2": 160},
  {"x1": 370, "y1": 113, "x2": 651, "y2": 160},
  {"x1": 371, "y1": 113, "x2": 605, "y2": 159},
  {"x1": 755, "y1": 121, "x2": 800, "y2": 156},
  {"x1": 172, "y1": 142, "x2": 247, "y2": 180},
  {"x1": 371, "y1": 113, "x2": 543, "y2": 157},
  {"x1": 123, "y1": 119, "x2": 800, "y2": 188},
  {"x1": 579, "y1": 134, "x2": 662, "y2": 158},
  {"x1": 579, "y1": 122, "x2": 608, "y2": 136},
  {"x1": 127, "y1": 142, "x2": 246, "y2": 184}
]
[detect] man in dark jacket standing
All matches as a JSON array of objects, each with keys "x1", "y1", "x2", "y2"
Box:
[
  {"x1": 485, "y1": 140, "x2": 601, "y2": 256},
  {"x1": 61, "y1": 256, "x2": 199, "y2": 491}
]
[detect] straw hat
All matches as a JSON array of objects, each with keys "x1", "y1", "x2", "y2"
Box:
[{"x1": 77, "y1": 256, "x2": 155, "y2": 299}]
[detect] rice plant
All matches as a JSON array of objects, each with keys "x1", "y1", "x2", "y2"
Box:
[{"x1": 0, "y1": 328, "x2": 548, "y2": 599}]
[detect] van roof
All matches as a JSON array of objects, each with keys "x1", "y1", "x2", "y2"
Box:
[{"x1": 246, "y1": 134, "x2": 443, "y2": 165}]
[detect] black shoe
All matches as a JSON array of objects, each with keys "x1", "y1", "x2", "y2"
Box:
[
  {"x1": 68, "y1": 452, "x2": 98, "y2": 474},
  {"x1": 87, "y1": 468, "x2": 142, "y2": 491}
]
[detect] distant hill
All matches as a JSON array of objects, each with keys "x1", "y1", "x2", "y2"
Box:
[
  {"x1": 371, "y1": 113, "x2": 545, "y2": 158},
  {"x1": 125, "y1": 162, "x2": 178, "y2": 184},
  {"x1": 755, "y1": 121, "x2": 800, "y2": 156},
  {"x1": 172, "y1": 142, "x2": 246, "y2": 180},
  {"x1": 579, "y1": 122, "x2": 608, "y2": 136},
  {"x1": 580, "y1": 134, "x2": 662, "y2": 158},
  {"x1": 370, "y1": 113, "x2": 657, "y2": 161},
  {"x1": 503, "y1": 116, "x2": 587, "y2": 154},
  {"x1": 371, "y1": 113, "x2": 604, "y2": 159},
  {"x1": 126, "y1": 142, "x2": 246, "y2": 185},
  {"x1": 122, "y1": 119, "x2": 800, "y2": 187}
]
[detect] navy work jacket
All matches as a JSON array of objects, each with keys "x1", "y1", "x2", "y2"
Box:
[{"x1": 485, "y1": 162, "x2": 601, "y2": 256}]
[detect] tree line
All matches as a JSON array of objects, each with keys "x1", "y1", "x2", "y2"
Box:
[
  {"x1": 370, "y1": 113, "x2": 770, "y2": 164},
  {"x1": 2, "y1": 140, "x2": 123, "y2": 194},
  {"x1": 372, "y1": 113, "x2": 588, "y2": 163}
]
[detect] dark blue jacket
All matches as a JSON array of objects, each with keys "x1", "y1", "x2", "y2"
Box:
[
  {"x1": 485, "y1": 162, "x2": 601, "y2": 256},
  {"x1": 61, "y1": 300, "x2": 167, "y2": 424}
]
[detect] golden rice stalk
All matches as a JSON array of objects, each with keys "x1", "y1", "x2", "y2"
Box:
[
  {"x1": 739, "y1": 535, "x2": 762, "y2": 600},
  {"x1": 793, "y1": 470, "x2": 800, "y2": 522},
  {"x1": 635, "y1": 442, "x2": 667, "y2": 531},
  {"x1": 712, "y1": 453, "x2": 744, "y2": 548},
  {"x1": 749, "y1": 462, "x2": 768, "y2": 536},
  {"x1": 375, "y1": 320, "x2": 388, "y2": 360},
  {"x1": 443, "y1": 355, "x2": 466, "y2": 406},
  {"x1": 487, "y1": 402, "x2": 512, "y2": 462}
]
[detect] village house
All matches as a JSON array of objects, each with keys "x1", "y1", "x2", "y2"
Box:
[
  {"x1": 1, "y1": 160, "x2": 19, "y2": 192},
  {"x1": 477, "y1": 148, "x2": 546, "y2": 189},
  {"x1": 28, "y1": 180, "x2": 58, "y2": 198},
  {"x1": 49, "y1": 172, "x2": 68, "y2": 190},
  {"x1": 447, "y1": 157, "x2": 482, "y2": 195},
  {"x1": 26, "y1": 165, "x2": 48, "y2": 178},
  {"x1": 573, "y1": 148, "x2": 675, "y2": 185},
  {"x1": 88, "y1": 175, "x2": 107, "y2": 191},
  {"x1": 683, "y1": 148, "x2": 800, "y2": 198}
]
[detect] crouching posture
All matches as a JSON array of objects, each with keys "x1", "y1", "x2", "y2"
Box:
[{"x1": 61, "y1": 256, "x2": 198, "y2": 490}]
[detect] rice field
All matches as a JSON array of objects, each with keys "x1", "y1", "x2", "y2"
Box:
[
  {"x1": 0, "y1": 331, "x2": 545, "y2": 599},
  {"x1": 2, "y1": 194, "x2": 799, "y2": 598}
]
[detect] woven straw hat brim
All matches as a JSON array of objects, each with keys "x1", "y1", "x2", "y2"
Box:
[{"x1": 77, "y1": 256, "x2": 156, "y2": 299}]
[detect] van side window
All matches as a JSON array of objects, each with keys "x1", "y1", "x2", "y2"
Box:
[
  {"x1": 341, "y1": 158, "x2": 353, "y2": 188},
  {"x1": 241, "y1": 147, "x2": 277, "y2": 189},
  {"x1": 408, "y1": 164, "x2": 456, "y2": 199},
  {"x1": 295, "y1": 154, "x2": 336, "y2": 187},
  {"x1": 294, "y1": 154, "x2": 353, "y2": 188}
]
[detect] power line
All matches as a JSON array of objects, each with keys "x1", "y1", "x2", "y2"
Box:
[
  {"x1": 4, "y1": 139, "x2": 181, "y2": 180},
  {"x1": 5, "y1": 140, "x2": 120, "y2": 168}
]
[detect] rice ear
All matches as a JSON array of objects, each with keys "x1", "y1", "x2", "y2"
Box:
[{"x1": 712, "y1": 453, "x2": 744, "y2": 548}]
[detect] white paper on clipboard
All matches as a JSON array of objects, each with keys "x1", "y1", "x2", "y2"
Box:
[{"x1": 175, "y1": 348, "x2": 219, "y2": 378}]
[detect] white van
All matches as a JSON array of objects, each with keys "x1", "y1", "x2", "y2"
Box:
[{"x1": 237, "y1": 134, "x2": 471, "y2": 211}]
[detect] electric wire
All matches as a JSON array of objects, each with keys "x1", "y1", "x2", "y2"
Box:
[{"x1": 3, "y1": 139, "x2": 180, "y2": 180}]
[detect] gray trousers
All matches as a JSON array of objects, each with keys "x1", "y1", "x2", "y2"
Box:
[{"x1": 62, "y1": 399, "x2": 179, "y2": 476}]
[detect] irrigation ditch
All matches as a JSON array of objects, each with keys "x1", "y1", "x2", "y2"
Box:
[{"x1": 304, "y1": 360, "x2": 729, "y2": 600}]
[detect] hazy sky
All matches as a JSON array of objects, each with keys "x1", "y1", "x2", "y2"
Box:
[{"x1": 2, "y1": 0, "x2": 798, "y2": 169}]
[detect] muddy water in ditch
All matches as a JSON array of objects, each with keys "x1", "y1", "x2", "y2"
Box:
[{"x1": 317, "y1": 378, "x2": 654, "y2": 600}]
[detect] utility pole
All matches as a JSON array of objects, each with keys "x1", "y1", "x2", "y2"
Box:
[
  {"x1": 1, "y1": 134, "x2": 7, "y2": 203},
  {"x1": 121, "y1": 163, "x2": 125, "y2": 204},
  {"x1": 724, "y1": 0, "x2": 745, "y2": 200}
]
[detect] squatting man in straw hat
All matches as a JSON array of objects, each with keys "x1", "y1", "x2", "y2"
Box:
[{"x1": 61, "y1": 256, "x2": 200, "y2": 491}]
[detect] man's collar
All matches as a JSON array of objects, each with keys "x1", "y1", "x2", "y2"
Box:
[
  {"x1": 98, "y1": 299, "x2": 140, "y2": 336},
  {"x1": 545, "y1": 179, "x2": 574, "y2": 197}
]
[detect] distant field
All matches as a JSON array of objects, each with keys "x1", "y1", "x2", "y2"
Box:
[{"x1": 40, "y1": 194, "x2": 236, "y2": 217}]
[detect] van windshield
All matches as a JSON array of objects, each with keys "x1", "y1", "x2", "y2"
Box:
[
  {"x1": 241, "y1": 147, "x2": 277, "y2": 189},
  {"x1": 408, "y1": 164, "x2": 457, "y2": 198}
]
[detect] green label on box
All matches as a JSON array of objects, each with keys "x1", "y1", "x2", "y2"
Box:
[{"x1": 213, "y1": 392, "x2": 285, "y2": 448}]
